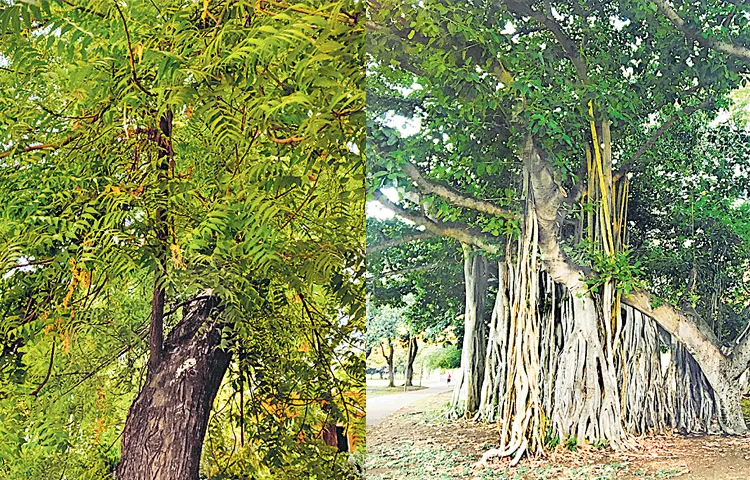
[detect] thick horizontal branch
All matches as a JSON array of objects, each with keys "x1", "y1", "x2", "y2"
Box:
[
  {"x1": 373, "y1": 191, "x2": 502, "y2": 255},
  {"x1": 402, "y1": 160, "x2": 520, "y2": 219},
  {"x1": 623, "y1": 288, "x2": 726, "y2": 376},
  {"x1": 653, "y1": 0, "x2": 750, "y2": 60},
  {"x1": 0, "y1": 136, "x2": 77, "y2": 160},
  {"x1": 366, "y1": 232, "x2": 435, "y2": 254}
]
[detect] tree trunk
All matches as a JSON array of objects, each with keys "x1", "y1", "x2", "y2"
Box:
[
  {"x1": 714, "y1": 380, "x2": 747, "y2": 434},
  {"x1": 382, "y1": 339, "x2": 395, "y2": 388},
  {"x1": 405, "y1": 335, "x2": 418, "y2": 387},
  {"x1": 117, "y1": 295, "x2": 231, "y2": 480},
  {"x1": 552, "y1": 292, "x2": 626, "y2": 448},
  {"x1": 524, "y1": 135, "x2": 628, "y2": 448},
  {"x1": 450, "y1": 245, "x2": 488, "y2": 417}
]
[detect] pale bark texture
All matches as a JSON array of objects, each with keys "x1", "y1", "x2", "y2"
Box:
[
  {"x1": 450, "y1": 245, "x2": 488, "y2": 416},
  {"x1": 116, "y1": 295, "x2": 231, "y2": 480}
]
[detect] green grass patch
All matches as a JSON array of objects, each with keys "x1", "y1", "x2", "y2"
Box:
[{"x1": 366, "y1": 385, "x2": 428, "y2": 399}]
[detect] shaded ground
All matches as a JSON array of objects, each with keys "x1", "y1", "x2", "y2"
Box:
[{"x1": 367, "y1": 391, "x2": 750, "y2": 479}]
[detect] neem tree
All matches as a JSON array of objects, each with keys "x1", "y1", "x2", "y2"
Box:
[
  {"x1": 367, "y1": 0, "x2": 750, "y2": 463},
  {"x1": 0, "y1": 0, "x2": 364, "y2": 478}
]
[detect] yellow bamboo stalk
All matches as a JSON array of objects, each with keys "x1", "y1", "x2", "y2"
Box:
[{"x1": 588, "y1": 100, "x2": 615, "y2": 255}]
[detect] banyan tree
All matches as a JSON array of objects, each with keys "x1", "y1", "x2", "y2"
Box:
[{"x1": 367, "y1": 0, "x2": 750, "y2": 463}]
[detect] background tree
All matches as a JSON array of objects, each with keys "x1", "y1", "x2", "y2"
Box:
[
  {"x1": 365, "y1": 302, "x2": 400, "y2": 387},
  {"x1": 367, "y1": 216, "x2": 466, "y2": 386}
]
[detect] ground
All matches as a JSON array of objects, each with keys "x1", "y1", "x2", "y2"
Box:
[
  {"x1": 367, "y1": 380, "x2": 452, "y2": 428},
  {"x1": 366, "y1": 391, "x2": 750, "y2": 479},
  {"x1": 367, "y1": 380, "x2": 428, "y2": 399}
]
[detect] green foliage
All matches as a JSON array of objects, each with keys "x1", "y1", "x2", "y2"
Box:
[
  {"x1": 592, "y1": 438, "x2": 610, "y2": 450},
  {"x1": 628, "y1": 117, "x2": 750, "y2": 342},
  {"x1": 367, "y1": 217, "x2": 465, "y2": 343},
  {"x1": 564, "y1": 435, "x2": 578, "y2": 452},
  {"x1": 366, "y1": 301, "x2": 401, "y2": 354},
  {"x1": 421, "y1": 345, "x2": 461, "y2": 371},
  {"x1": 543, "y1": 427, "x2": 560, "y2": 450},
  {"x1": 0, "y1": 0, "x2": 364, "y2": 477},
  {"x1": 585, "y1": 249, "x2": 646, "y2": 296}
]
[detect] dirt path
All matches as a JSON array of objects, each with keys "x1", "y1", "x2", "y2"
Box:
[
  {"x1": 367, "y1": 392, "x2": 750, "y2": 479},
  {"x1": 366, "y1": 381, "x2": 453, "y2": 429}
]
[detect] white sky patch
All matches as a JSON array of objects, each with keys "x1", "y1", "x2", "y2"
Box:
[
  {"x1": 3, "y1": 256, "x2": 39, "y2": 280},
  {"x1": 384, "y1": 113, "x2": 421, "y2": 137},
  {"x1": 500, "y1": 21, "x2": 516, "y2": 35},
  {"x1": 709, "y1": 110, "x2": 731, "y2": 128},
  {"x1": 612, "y1": 17, "x2": 630, "y2": 31},
  {"x1": 347, "y1": 142, "x2": 360, "y2": 155},
  {"x1": 367, "y1": 187, "x2": 400, "y2": 220}
]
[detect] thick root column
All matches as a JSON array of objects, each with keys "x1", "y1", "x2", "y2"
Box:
[
  {"x1": 449, "y1": 247, "x2": 488, "y2": 417},
  {"x1": 478, "y1": 201, "x2": 547, "y2": 465},
  {"x1": 552, "y1": 293, "x2": 627, "y2": 449}
]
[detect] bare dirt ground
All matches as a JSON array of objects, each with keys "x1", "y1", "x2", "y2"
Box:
[{"x1": 366, "y1": 391, "x2": 750, "y2": 479}]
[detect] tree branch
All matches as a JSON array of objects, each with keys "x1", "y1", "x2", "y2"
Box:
[
  {"x1": 113, "y1": 3, "x2": 155, "y2": 97},
  {"x1": 0, "y1": 136, "x2": 78, "y2": 160},
  {"x1": 30, "y1": 341, "x2": 55, "y2": 397},
  {"x1": 366, "y1": 232, "x2": 435, "y2": 254},
  {"x1": 501, "y1": 0, "x2": 588, "y2": 83},
  {"x1": 623, "y1": 288, "x2": 726, "y2": 377},
  {"x1": 372, "y1": 191, "x2": 502, "y2": 255},
  {"x1": 653, "y1": 0, "x2": 750, "y2": 60},
  {"x1": 614, "y1": 97, "x2": 715, "y2": 181},
  {"x1": 525, "y1": 135, "x2": 590, "y2": 291},
  {"x1": 401, "y1": 160, "x2": 520, "y2": 218}
]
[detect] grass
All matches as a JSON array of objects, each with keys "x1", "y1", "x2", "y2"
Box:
[
  {"x1": 368, "y1": 443, "x2": 685, "y2": 480},
  {"x1": 366, "y1": 384, "x2": 428, "y2": 399},
  {"x1": 367, "y1": 405, "x2": 689, "y2": 480}
]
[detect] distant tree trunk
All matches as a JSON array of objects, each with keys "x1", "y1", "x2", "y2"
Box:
[
  {"x1": 117, "y1": 295, "x2": 231, "y2": 480},
  {"x1": 449, "y1": 245, "x2": 488, "y2": 417},
  {"x1": 381, "y1": 339, "x2": 395, "y2": 387},
  {"x1": 405, "y1": 335, "x2": 419, "y2": 387}
]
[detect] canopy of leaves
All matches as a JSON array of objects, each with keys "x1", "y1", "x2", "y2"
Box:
[{"x1": 367, "y1": 0, "x2": 750, "y2": 345}]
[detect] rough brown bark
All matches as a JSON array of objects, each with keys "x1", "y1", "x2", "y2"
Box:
[{"x1": 117, "y1": 295, "x2": 231, "y2": 480}]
